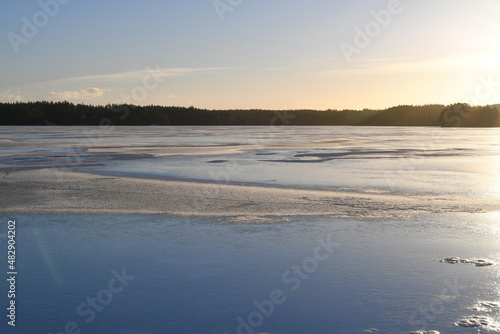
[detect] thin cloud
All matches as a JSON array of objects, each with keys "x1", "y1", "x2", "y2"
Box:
[
  {"x1": 318, "y1": 54, "x2": 500, "y2": 77},
  {"x1": 42, "y1": 66, "x2": 231, "y2": 86},
  {"x1": 1, "y1": 90, "x2": 23, "y2": 102},
  {"x1": 48, "y1": 87, "x2": 106, "y2": 100}
]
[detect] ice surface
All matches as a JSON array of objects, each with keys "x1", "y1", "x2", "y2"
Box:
[
  {"x1": 440, "y1": 257, "x2": 495, "y2": 266},
  {"x1": 1, "y1": 126, "x2": 500, "y2": 218},
  {"x1": 455, "y1": 316, "x2": 491, "y2": 327},
  {"x1": 2, "y1": 126, "x2": 500, "y2": 333},
  {"x1": 1, "y1": 213, "x2": 499, "y2": 334}
]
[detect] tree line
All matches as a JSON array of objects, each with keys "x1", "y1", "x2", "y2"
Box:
[{"x1": 0, "y1": 101, "x2": 499, "y2": 127}]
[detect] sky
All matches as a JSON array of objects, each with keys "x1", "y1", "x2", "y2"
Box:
[{"x1": 1, "y1": 0, "x2": 500, "y2": 110}]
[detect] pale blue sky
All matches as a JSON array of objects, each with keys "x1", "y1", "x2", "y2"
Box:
[{"x1": 1, "y1": 0, "x2": 500, "y2": 109}]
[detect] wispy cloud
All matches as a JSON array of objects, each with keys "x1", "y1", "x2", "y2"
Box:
[
  {"x1": 42, "y1": 66, "x2": 231, "y2": 86},
  {"x1": 48, "y1": 87, "x2": 106, "y2": 100},
  {"x1": 1, "y1": 90, "x2": 23, "y2": 102},
  {"x1": 318, "y1": 54, "x2": 500, "y2": 77}
]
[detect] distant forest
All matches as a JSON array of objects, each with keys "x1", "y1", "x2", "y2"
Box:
[{"x1": 1, "y1": 101, "x2": 499, "y2": 127}]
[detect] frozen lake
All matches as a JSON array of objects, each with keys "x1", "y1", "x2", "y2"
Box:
[
  {"x1": 1, "y1": 126, "x2": 500, "y2": 333},
  {"x1": 3, "y1": 126, "x2": 500, "y2": 197}
]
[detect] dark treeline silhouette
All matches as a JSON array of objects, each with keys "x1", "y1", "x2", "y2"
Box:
[
  {"x1": 1, "y1": 101, "x2": 499, "y2": 127},
  {"x1": 439, "y1": 103, "x2": 500, "y2": 127}
]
